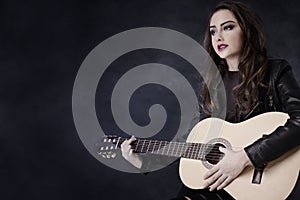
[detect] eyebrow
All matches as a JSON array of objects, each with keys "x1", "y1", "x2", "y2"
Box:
[{"x1": 209, "y1": 20, "x2": 236, "y2": 28}]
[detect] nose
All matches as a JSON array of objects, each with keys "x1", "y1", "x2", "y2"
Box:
[{"x1": 216, "y1": 32, "x2": 223, "y2": 42}]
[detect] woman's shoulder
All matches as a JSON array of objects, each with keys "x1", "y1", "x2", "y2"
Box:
[
  {"x1": 267, "y1": 58, "x2": 292, "y2": 78},
  {"x1": 268, "y1": 58, "x2": 290, "y2": 67}
]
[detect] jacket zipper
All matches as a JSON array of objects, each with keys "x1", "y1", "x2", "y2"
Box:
[{"x1": 243, "y1": 102, "x2": 260, "y2": 120}]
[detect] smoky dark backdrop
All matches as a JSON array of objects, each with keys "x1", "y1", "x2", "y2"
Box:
[{"x1": 0, "y1": 0, "x2": 299, "y2": 199}]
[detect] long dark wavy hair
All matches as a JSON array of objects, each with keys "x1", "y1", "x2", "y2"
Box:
[{"x1": 201, "y1": 1, "x2": 268, "y2": 115}]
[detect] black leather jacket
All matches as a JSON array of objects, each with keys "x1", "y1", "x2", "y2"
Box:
[{"x1": 243, "y1": 59, "x2": 300, "y2": 167}]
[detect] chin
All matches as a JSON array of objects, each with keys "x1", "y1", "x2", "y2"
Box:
[{"x1": 217, "y1": 54, "x2": 226, "y2": 59}]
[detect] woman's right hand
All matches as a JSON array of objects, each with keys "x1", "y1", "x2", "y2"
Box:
[{"x1": 120, "y1": 136, "x2": 143, "y2": 169}]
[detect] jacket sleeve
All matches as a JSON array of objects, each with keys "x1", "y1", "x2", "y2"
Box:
[{"x1": 244, "y1": 60, "x2": 300, "y2": 167}]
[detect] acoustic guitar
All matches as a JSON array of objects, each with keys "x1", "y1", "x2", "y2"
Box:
[{"x1": 98, "y1": 112, "x2": 300, "y2": 200}]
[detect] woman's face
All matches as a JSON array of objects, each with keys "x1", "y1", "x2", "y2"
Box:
[{"x1": 209, "y1": 9, "x2": 243, "y2": 61}]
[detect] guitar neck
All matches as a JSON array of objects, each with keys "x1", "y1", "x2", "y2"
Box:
[{"x1": 115, "y1": 137, "x2": 212, "y2": 160}]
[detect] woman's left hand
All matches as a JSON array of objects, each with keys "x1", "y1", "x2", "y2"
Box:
[{"x1": 203, "y1": 147, "x2": 252, "y2": 191}]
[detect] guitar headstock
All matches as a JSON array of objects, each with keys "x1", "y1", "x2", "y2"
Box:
[{"x1": 95, "y1": 135, "x2": 121, "y2": 159}]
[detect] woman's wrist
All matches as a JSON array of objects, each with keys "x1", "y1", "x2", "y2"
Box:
[
  {"x1": 241, "y1": 149, "x2": 253, "y2": 168},
  {"x1": 128, "y1": 154, "x2": 142, "y2": 169}
]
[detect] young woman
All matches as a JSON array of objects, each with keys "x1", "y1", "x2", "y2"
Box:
[{"x1": 121, "y1": 1, "x2": 300, "y2": 199}]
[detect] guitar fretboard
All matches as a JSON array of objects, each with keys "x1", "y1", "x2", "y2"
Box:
[{"x1": 114, "y1": 137, "x2": 217, "y2": 161}]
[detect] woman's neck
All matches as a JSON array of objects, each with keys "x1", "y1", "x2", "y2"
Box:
[{"x1": 226, "y1": 57, "x2": 240, "y2": 71}]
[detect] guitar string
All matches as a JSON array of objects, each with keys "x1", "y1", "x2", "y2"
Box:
[
  {"x1": 103, "y1": 137, "x2": 233, "y2": 158},
  {"x1": 105, "y1": 138, "x2": 230, "y2": 154},
  {"x1": 132, "y1": 147, "x2": 224, "y2": 158},
  {"x1": 116, "y1": 138, "x2": 239, "y2": 148},
  {"x1": 106, "y1": 137, "x2": 241, "y2": 148}
]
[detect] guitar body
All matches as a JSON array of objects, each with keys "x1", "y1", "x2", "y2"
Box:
[{"x1": 179, "y1": 112, "x2": 300, "y2": 200}]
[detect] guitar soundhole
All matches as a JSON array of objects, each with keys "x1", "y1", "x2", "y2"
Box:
[{"x1": 205, "y1": 143, "x2": 225, "y2": 165}]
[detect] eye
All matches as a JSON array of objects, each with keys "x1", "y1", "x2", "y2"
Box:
[
  {"x1": 210, "y1": 29, "x2": 216, "y2": 36},
  {"x1": 223, "y1": 25, "x2": 234, "y2": 31}
]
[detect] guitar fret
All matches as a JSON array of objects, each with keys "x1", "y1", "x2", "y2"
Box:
[
  {"x1": 167, "y1": 142, "x2": 171, "y2": 156},
  {"x1": 152, "y1": 140, "x2": 156, "y2": 153},
  {"x1": 146, "y1": 140, "x2": 150, "y2": 152},
  {"x1": 170, "y1": 142, "x2": 175, "y2": 156},
  {"x1": 187, "y1": 143, "x2": 193, "y2": 159},
  {"x1": 146, "y1": 140, "x2": 150, "y2": 153},
  {"x1": 198, "y1": 144, "x2": 203, "y2": 160},
  {"x1": 181, "y1": 143, "x2": 184, "y2": 156},
  {"x1": 171, "y1": 142, "x2": 175, "y2": 156},
  {"x1": 177, "y1": 143, "x2": 181, "y2": 157},
  {"x1": 192, "y1": 143, "x2": 196, "y2": 159},
  {"x1": 191, "y1": 143, "x2": 195, "y2": 159},
  {"x1": 156, "y1": 141, "x2": 161, "y2": 155},
  {"x1": 135, "y1": 139, "x2": 139, "y2": 152},
  {"x1": 151, "y1": 140, "x2": 155, "y2": 152},
  {"x1": 175, "y1": 142, "x2": 179, "y2": 157},
  {"x1": 158, "y1": 142, "x2": 162, "y2": 155},
  {"x1": 178, "y1": 142, "x2": 183, "y2": 157},
  {"x1": 195, "y1": 143, "x2": 200, "y2": 159},
  {"x1": 141, "y1": 140, "x2": 146, "y2": 153},
  {"x1": 115, "y1": 137, "x2": 121, "y2": 149},
  {"x1": 193, "y1": 143, "x2": 197, "y2": 159},
  {"x1": 197, "y1": 144, "x2": 201, "y2": 159},
  {"x1": 166, "y1": 141, "x2": 170, "y2": 156},
  {"x1": 202, "y1": 144, "x2": 206, "y2": 160},
  {"x1": 150, "y1": 140, "x2": 153, "y2": 152},
  {"x1": 190, "y1": 143, "x2": 193, "y2": 159},
  {"x1": 178, "y1": 144, "x2": 182, "y2": 156},
  {"x1": 165, "y1": 141, "x2": 169, "y2": 155},
  {"x1": 182, "y1": 144, "x2": 186, "y2": 158},
  {"x1": 198, "y1": 143, "x2": 203, "y2": 160},
  {"x1": 153, "y1": 141, "x2": 157, "y2": 154},
  {"x1": 167, "y1": 142, "x2": 173, "y2": 156},
  {"x1": 185, "y1": 144, "x2": 189, "y2": 158},
  {"x1": 173, "y1": 142, "x2": 178, "y2": 157},
  {"x1": 151, "y1": 140, "x2": 154, "y2": 152},
  {"x1": 161, "y1": 141, "x2": 166, "y2": 155},
  {"x1": 186, "y1": 144, "x2": 190, "y2": 158},
  {"x1": 152, "y1": 140, "x2": 157, "y2": 152},
  {"x1": 166, "y1": 142, "x2": 170, "y2": 156},
  {"x1": 188, "y1": 143, "x2": 191, "y2": 158}
]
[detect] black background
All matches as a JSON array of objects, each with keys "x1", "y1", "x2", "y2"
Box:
[{"x1": 1, "y1": 0, "x2": 299, "y2": 199}]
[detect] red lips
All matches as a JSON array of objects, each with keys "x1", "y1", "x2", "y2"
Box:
[{"x1": 217, "y1": 44, "x2": 228, "y2": 51}]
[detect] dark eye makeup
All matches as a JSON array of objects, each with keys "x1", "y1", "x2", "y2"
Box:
[
  {"x1": 209, "y1": 24, "x2": 235, "y2": 36},
  {"x1": 223, "y1": 24, "x2": 235, "y2": 31}
]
